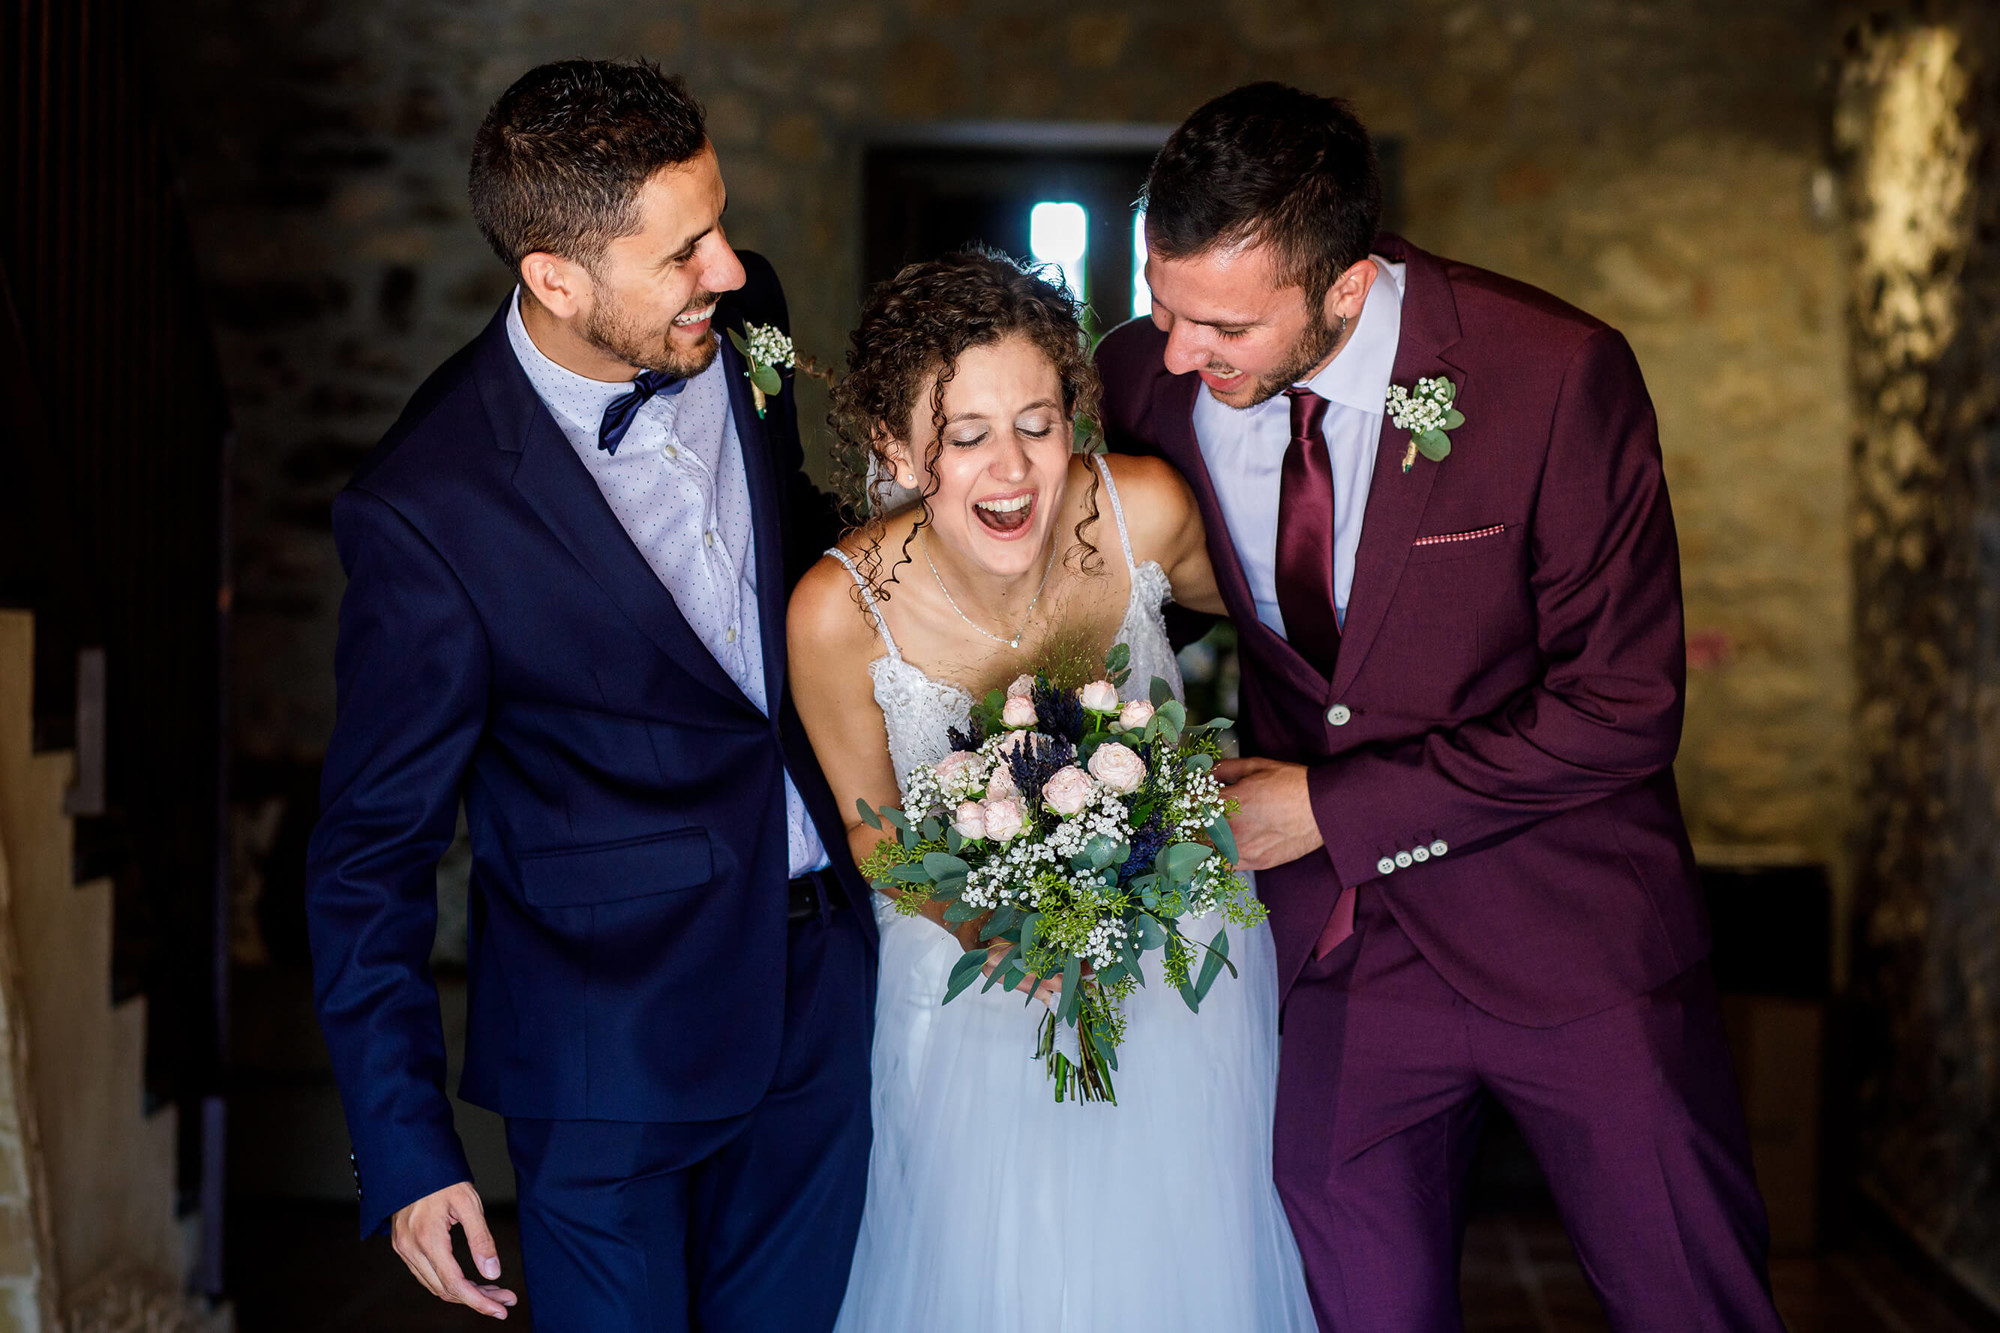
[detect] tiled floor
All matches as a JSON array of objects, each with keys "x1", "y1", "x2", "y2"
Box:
[{"x1": 226, "y1": 1200, "x2": 1992, "y2": 1332}]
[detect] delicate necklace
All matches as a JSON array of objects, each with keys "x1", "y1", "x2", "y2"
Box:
[{"x1": 922, "y1": 532, "x2": 1058, "y2": 651}]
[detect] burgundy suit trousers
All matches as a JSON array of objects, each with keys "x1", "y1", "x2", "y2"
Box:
[{"x1": 1274, "y1": 891, "x2": 1786, "y2": 1333}]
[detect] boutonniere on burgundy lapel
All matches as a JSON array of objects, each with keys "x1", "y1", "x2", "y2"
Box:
[
  {"x1": 726, "y1": 322, "x2": 794, "y2": 418},
  {"x1": 1385, "y1": 376, "x2": 1465, "y2": 473}
]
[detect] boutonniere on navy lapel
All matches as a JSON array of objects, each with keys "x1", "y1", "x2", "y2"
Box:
[
  {"x1": 1386, "y1": 376, "x2": 1465, "y2": 473},
  {"x1": 726, "y1": 322, "x2": 795, "y2": 418}
]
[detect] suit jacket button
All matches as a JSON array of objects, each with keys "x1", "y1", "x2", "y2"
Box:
[
  {"x1": 1326, "y1": 704, "x2": 1352, "y2": 726},
  {"x1": 1395, "y1": 851, "x2": 1414, "y2": 869},
  {"x1": 1376, "y1": 856, "x2": 1397, "y2": 876},
  {"x1": 1411, "y1": 846, "x2": 1430, "y2": 863},
  {"x1": 1430, "y1": 840, "x2": 1449, "y2": 857}
]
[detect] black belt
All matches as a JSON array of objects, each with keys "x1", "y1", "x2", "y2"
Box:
[{"x1": 788, "y1": 867, "x2": 849, "y2": 922}]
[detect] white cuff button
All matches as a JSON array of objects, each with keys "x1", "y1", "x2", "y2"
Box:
[
  {"x1": 1326, "y1": 704, "x2": 1352, "y2": 726},
  {"x1": 1430, "y1": 840, "x2": 1449, "y2": 857},
  {"x1": 1411, "y1": 846, "x2": 1430, "y2": 863},
  {"x1": 1395, "y1": 851, "x2": 1414, "y2": 869},
  {"x1": 1376, "y1": 857, "x2": 1397, "y2": 876}
]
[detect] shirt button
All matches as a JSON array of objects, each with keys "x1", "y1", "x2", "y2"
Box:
[
  {"x1": 1411, "y1": 846, "x2": 1430, "y2": 863},
  {"x1": 726, "y1": 626, "x2": 738, "y2": 644},
  {"x1": 664, "y1": 445, "x2": 679, "y2": 460},
  {"x1": 1376, "y1": 857, "x2": 1397, "y2": 876},
  {"x1": 1326, "y1": 704, "x2": 1352, "y2": 727},
  {"x1": 1430, "y1": 840, "x2": 1449, "y2": 858},
  {"x1": 705, "y1": 531, "x2": 716, "y2": 548}
]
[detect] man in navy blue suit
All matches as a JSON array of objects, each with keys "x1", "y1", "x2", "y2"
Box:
[{"x1": 305, "y1": 60, "x2": 875, "y2": 1331}]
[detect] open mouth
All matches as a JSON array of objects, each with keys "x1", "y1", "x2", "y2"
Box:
[
  {"x1": 1199, "y1": 365, "x2": 1247, "y2": 391},
  {"x1": 673, "y1": 302, "x2": 718, "y2": 329},
  {"x1": 974, "y1": 491, "x2": 1036, "y2": 536}
]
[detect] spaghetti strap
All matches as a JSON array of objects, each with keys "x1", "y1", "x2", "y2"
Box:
[
  {"x1": 1090, "y1": 453, "x2": 1139, "y2": 576},
  {"x1": 825, "y1": 547, "x2": 902, "y2": 661}
]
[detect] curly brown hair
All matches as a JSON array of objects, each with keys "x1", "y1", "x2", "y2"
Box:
[{"x1": 827, "y1": 248, "x2": 1104, "y2": 599}]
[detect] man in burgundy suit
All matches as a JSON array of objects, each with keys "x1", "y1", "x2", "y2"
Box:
[{"x1": 1098, "y1": 84, "x2": 1787, "y2": 1332}]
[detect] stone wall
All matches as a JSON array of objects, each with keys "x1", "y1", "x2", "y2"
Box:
[
  {"x1": 1837, "y1": 3, "x2": 2000, "y2": 1308},
  {"x1": 150, "y1": 0, "x2": 1854, "y2": 940}
]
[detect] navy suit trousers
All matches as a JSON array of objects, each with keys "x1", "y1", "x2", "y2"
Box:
[{"x1": 507, "y1": 908, "x2": 874, "y2": 1333}]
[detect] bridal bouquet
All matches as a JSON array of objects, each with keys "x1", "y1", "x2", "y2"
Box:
[{"x1": 857, "y1": 645, "x2": 1266, "y2": 1105}]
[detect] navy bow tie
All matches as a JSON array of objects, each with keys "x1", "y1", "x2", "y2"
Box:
[{"x1": 597, "y1": 370, "x2": 684, "y2": 455}]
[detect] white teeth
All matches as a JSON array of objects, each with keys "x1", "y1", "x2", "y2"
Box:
[
  {"x1": 674, "y1": 303, "x2": 717, "y2": 326},
  {"x1": 976, "y1": 495, "x2": 1032, "y2": 514}
]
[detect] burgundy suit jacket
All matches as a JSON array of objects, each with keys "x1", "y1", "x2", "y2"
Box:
[{"x1": 1096, "y1": 234, "x2": 1710, "y2": 1028}]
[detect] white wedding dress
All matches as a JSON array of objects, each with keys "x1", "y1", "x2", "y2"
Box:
[{"x1": 828, "y1": 456, "x2": 1317, "y2": 1333}]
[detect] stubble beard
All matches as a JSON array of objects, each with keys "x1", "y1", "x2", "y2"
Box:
[
  {"x1": 1234, "y1": 302, "x2": 1343, "y2": 408},
  {"x1": 582, "y1": 286, "x2": 722, "y2": 379}
]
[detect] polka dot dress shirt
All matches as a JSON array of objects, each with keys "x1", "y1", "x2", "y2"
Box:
[{"x1": 507, "y1": 290, "x2": 828, "y2": 876}]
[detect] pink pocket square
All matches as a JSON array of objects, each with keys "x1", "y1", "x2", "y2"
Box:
[{"x1": 1412, "y1": 524, "x2": 1506, "y2": 549}]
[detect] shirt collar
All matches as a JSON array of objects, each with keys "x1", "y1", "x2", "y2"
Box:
[{"x1": 1300, "y1": 255, "x2": 1404, "y2": 414}]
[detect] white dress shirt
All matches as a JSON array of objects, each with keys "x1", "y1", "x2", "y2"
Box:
[
  {"x1": 1191, "y1": 258, "x2": 1405, "y2": 636},
  {"x1": 506, "y1": 291, "x2": 828, "y2": 876}
]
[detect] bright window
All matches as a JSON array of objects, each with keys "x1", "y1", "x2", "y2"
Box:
[
  {"x1": 1029, "y1": 201, "x2": 1089, "y2": 305},
  {"x1": 1131, "y1": 209, "x2": 1152, "y2": 319}
]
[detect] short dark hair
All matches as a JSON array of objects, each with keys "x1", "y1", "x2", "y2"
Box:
[
  {"x1": 469, "y1": 59, "x2": 707, "y2": 273},
  {"x1": 1142, "y1": 82, "x2": 1383, "y2": 299}
]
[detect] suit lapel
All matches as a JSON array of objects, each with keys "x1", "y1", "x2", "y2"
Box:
[
  {"x1": 1328, "y1": 240, "x2": 1466, "y2": 699},
  {"x1": 482, "y1": 331, "x2": 755, "y2": 711},
  {"x1": 719, "y1": 332, "x2": 790, "y2": 719}
]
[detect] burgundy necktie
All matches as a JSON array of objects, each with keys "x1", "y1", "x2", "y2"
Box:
[{"x1": 1275, "y1": 387, "x2": 1342, "y2": 677}]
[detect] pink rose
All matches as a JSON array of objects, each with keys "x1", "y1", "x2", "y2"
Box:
[
  {"x1": 952, "y1": 800, "x2": 987, "y2": 840},
  {"x1": 1079, "y1": 679, "x2": 1121, "y2": 713},
  {"x1": 1006, "y1": 674, "x2": 1036, "y2": 700},
  {"x1": 1086, "y1": 741, "x2": 1146, "y2": 794},
  {"x1": 933, "y1": 749, "x2": 983, "y2": 787},
  {"x1": 986, "y1": 764, "x2": 1020, "y2": 802},
  {"x1": 1002, "y1": 696, "x2": 1038, "y2": 728},
  {"x1": 1041, "y1": 765, "x2": 1096, "y2": 817},
  {"x1": 982, "y1": 797, "x2": 1025, "y2": 842},
  {"x1": 994, "y1": 730, "x2": 1037, "y2": 758},
  {"x1": 1117, "y1": 699, "x2": 1155, "y2": 731}
]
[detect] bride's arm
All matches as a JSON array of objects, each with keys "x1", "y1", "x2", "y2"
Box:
[
  {"x1": 1098, "y1": 453, "x2": 1226, "y2": 615},
  {"x1": 788, "y1": 555, "x2": 984, "y2": 949}
]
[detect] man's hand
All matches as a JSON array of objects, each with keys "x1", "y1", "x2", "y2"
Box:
[
  {"x1": 1216, "y1": 757, "x2": 1324, "y2": 870},
  {"x1": 391, "y1": 1181, "x2": 518, "y2": 1319}
]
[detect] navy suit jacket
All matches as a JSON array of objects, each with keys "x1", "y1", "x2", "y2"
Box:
[{"x1": 305, "y1": 254, "x2": 873, "y2": 1238}]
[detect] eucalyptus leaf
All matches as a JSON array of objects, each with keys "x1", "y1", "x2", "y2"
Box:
[
  {"x1": 1194, "y1": 927, "x2": 1231, "y2": 1001},
  {"x1": 1060, "y1": 956, "x2": 1083, "y2": 1025},
  {"x1": 879, "y1": 808, "x2": 910, "y2": 833},
  {"x1": 931, "y1": 875, "x2": 966, "y2": 902},
  {"x1": 1207, "y1": 816, "x2": 1239, "y2": 866},
  {"x1": 923, "y1": 852, "x2": 970, "y2": 880},
  {"x1": 1084, "y1": 835, "x2": 1121, "y2": 870},
  {"x1": 1158, "y1": 842, "x2": 1213, "y2": 882},
  {"x1": 886, "y1": 863, "x2": 933, "y2": 884},
  {"x1": 980, "y1": 941, "x2": 1022, "y2": 990},
  {"x1": 979, "y1": 905, "x2": 1021, "y2": 942},
  {"x1": 943, "y1": 948, "x2": 988, "y2": 1003},
  {"x1": 1416, "y1": 431, "x2": 1452, "y2": 461},
  {"x1": 751, "y1": 363, "x2": 783, "y2": 396},
  {"x1": 1150, "y1": 676, "x2": 1173, "y2": 708},
  {"x1": 1442, "y1": 408, "x2": 1465, "y2": 430},
  {"x1": 855, "y1": 799, "x2": 883, "y2": 831},
  {"x1": 1178, "y1": 977, "x2": 1201, "y2": 1013},
  {"x1": 1018, "y1": 912, "x2": 1043, "y2": 956},
  {"x1": 1105, "y1": 641, "x2": 1131, "y2": 678},
  {"x1": 943, "y1": 898, "x2": 983, "y2": 924},
  {"x1": 1185, "y1": 752, "x2": 1215, "y2": 774},
  {"x1": 946, "y1": 826, "x2": 963, "y2": 853},
  {"x1": 726, "y1": 327, "x2": 751, "y2": 356},
  {"x1": 1133, "y1": 913, "x2": 1168, "y2": 951},
  {"x1": 919, "y1": 816, "x2": 943, "y2": 843}
]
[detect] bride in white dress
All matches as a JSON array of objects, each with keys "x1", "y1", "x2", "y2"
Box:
[{"x1": 789, "y1": 251, "x2": 1315, "y2": 1333}]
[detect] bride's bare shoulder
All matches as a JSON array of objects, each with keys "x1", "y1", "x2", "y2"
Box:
[
  {"x1": 790, "y1": 553, "x2": 883, "y2": 656},
  {"x1": 1092, "y1": 452, "x2": 1200, "y2": 551}
]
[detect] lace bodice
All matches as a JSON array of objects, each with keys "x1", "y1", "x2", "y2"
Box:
[{"x1": 828, "y1": 455, "x2": 1185, "y2": 800}]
